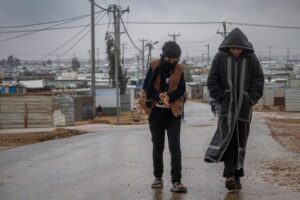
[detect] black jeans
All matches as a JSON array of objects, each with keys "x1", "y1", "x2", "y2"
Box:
[
  {"x1": 149, "y1": 116, "x2": 182, "y2": 183},
  {"x1": 222, "y1": 131, "x2": 244, "y2": 178}
]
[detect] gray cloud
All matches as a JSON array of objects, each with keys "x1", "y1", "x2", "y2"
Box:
[{"x1": 0, "y1": 0, "x2": 300, "y2": 61}]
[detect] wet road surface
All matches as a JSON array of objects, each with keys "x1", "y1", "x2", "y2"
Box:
[{"x1": 0, "y1": 102, "x2": 299, "y2": 200}]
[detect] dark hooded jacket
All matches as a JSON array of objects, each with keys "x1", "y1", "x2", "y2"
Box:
[{"x1": 204, "y1": 28, "x2": 264, "y2": 170}]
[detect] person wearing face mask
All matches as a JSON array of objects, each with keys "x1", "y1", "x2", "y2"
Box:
[
  {"x1": 204, "y1": 28, "x2": 264, "y2": 190},
  {"x1": 140, "y1": 41, "x2": 187, "y2": 193}
]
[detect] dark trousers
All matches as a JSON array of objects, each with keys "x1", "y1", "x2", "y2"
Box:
[
  {"x1": 222, "y1": 131, "x2": 244, "y2": 178},
  {"x1": 149, "y1": 116, "x2": 182, "y2": 183}
]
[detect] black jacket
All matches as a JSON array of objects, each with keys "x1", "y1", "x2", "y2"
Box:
[{"x1": 204, "y1": 28, "x2": 264, "y2": 168}]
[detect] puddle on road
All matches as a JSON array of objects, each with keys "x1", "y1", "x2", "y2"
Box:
[
  {"x1": 152, "y1": 189, "x2": 186, "y2": 200},
  {"x1": 151, "y1": 189, "x2": 243, "y2": 200},
  {"x1": 223, "y1": 190, "x2": 243, "y2": 200}
]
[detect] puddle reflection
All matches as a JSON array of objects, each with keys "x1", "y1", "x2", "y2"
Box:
[
  {"x1": 224, "y1": 190, "x2": 243, "y2": 200},
  {"x1": 170, "y1": 192, "x2": 184, "y2": 200},
  {"x1": 152, "y1": 189, "x2": 163, "y2": 200},
  {"x1": 152, "y1": 189, "x2": 185, "y2": 200}
]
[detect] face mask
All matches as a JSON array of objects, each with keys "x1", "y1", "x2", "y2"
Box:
[{"x1": 164, "y1": 60, "x2": 177, "y2": 71}]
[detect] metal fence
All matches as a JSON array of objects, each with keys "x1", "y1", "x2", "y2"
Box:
[
  {"x1": 54, "y1": 95, "x2": 75, "y2": 126},
  {"x1": 0, "y1": 95, "x2": 53, "y2": 129},
  {"x1": 285, "y1": 88, "x2": 300, "y2": 111},
  {"x1": 74, "y1": 96, "x2": 94, "y2": 120}
]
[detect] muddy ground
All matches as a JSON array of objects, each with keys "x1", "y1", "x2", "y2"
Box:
[
  {"x1": 0, "y1": 128, "x2": 84, "y2": 151},
  {"x1": 0, "y1": 111, "x2": 148, "y2": 152},
  {"x1": 258, "y1": 113, "x2": 300, "y2": 192}
]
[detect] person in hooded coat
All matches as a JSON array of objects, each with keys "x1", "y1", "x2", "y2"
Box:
[
  {"x1": 204, "y1": 28, "x2": 264, "y2": 190},
  {"x1": 140, "y1": 41, "x2": 187, "y2": 193}
]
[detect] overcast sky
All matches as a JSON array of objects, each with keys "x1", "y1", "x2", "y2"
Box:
[{"x1": 0, "y1": 0, "x2": 300, "y2": 62}]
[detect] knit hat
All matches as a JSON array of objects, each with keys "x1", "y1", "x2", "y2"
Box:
[{"x1": 162, "y1": 41, "x2": 181, "y2": 58}]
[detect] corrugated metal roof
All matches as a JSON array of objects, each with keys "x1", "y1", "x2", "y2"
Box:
[{"x1": 19, "y1": 80, "x2": 44, "y2": 88}]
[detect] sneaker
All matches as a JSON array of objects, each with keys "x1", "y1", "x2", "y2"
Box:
[
  {"x1": 151, "y1": 178, "x2": 163, "y2": 188},
  {"x1": 235, "y1": 177, "x2": 242, "y2": 189},
  {"x1": 225, "y1": 177, "x2": 236, "y2": 190},
  {"x1": 170, "y1": 182, "x2": 187, "y2": 193}
]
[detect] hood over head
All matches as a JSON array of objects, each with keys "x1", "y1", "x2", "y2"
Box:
[{"x1": 219, "y1": 28, "x2": 254, "y2": 55}]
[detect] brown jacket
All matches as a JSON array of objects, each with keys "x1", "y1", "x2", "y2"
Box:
[{"x1": 139, "y1": 59, "x2": 185, "y2": 117}]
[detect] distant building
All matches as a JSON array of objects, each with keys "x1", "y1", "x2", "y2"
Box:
[{"x1": 19, "y1": 80, "x2": 45, "y2": 88}]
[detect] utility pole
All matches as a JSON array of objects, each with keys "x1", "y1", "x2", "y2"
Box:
[
  {"x1": 206, "y1": 44, "x2": 210, "y2": 66},
  {"x1": 97, "y1": 48, "x2": 100, "y2": 66},
  {"x1": 269, "y1": 46, "x2": 272, "y2": 65},
  {"x1": 113, "y1": 4, "x2": 120, "y2": 122},
  {"x1": 136, "y1": 54, "x2": 140, "y2": 83},
  {"x1": 223, "y1": 22, "x2": 227, "y2": 37},
  {"x1": 168, "y1": 33, "x2": 180, "y2": 42},
  {"x1": 88, "y1": 49, "x2": 91, "y2": 70},
  {"x1": 139, "y1": 39, "x2": 147, "y2": 79},
  {"x1": 90, "y1": 0, "x2": 96, "y2": 117},
  {"x1": 122, "y1": 43, "x2": 126, "y2": 70},
  {"x1": 202, "y1": 53, "x2": 204, "y2": 66},
  {"x1": 146, "y1": 41, "x2": 158, "y2": 64},
  {"x1": 217, "y1": 22, "x2": 227, "y2": 38},
  {"x1": 109, "y1": 4, "x2": 129, "y2": 122},
  {"x1": 287, "y1": 48, "x2": 289, "y2": 67},
  {"x1": 147, "y1": 43, "x2": 152, "y2": 62}
]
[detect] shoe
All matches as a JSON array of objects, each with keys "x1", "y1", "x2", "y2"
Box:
[
  {"x1": 151, "y1": 178, "x2": 163, "y2": 188},
  {"x1": 171, "y1": 182, "x2": 187, "y2": 193},
  {"x1": 225, "y1": 177, "x2": 236, "y2": 190},
  {"x1": 235, "y1": 177, "x2": 242, "y2": 189}
]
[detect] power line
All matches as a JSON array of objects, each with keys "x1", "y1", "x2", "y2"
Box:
[
  {"x1": 88, "y1": 0, "x2": 108, "y2": 10},
  {"x1": 3, "y1": 20, "x2": 300, "y2": 34},
  {"x1": 0, "y1": 24, "x2": 110, "y2": 34},
  {"x1": 228, "y1": 21, "x2": 300, "y2": 30},
  {"x1": 0, "y1": 15, "x2": 95, "y2": 44},
  {"x1": 58, "y1": 12, "x2": 107, "y2": 59},
  {"x1": 126, "y1": 21, "x2": 221, "y2": 25},
  {"x1": 0, "y1": 11, "x2": 103, "y2": 29},
  {"x1": 217, "y1": 22, "x2": 227, "y2": 38},
  {"x1": 120, "y1": 16, "x2": 142, "y2": 52},
  {"x1": 126, "y1": 21, "x2": 300, "y2": 29},
  {"x1": 168, "y1": 33, "x2": 180, "y2": 42},
  {"x1": 38, "y1": 12, "x2": 106, "y2": 61},
  {"x1": 58, "y1": 31, "x2": 90, "y2": 59}
]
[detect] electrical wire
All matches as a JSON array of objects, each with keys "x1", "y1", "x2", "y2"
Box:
[
  {"x1": 0, "y1": 15, "x2": 93, "y2": 44},
  {"x1": 38, "y1": 12, "x2": 106, "y2": 61},
  {"x1": 3, "y1": 20, "x2": 300, "y2": 34},
  {"x1": 58, "y1": 11, "x2": 107, "y2": 59},
  {"x1": 88, "y1": 0, "x2": 108, "y2": 11},
  {"x1": 126, "y1": 21, "x2": 222, "y2": 25},
  {"x1": 0, "y1": 24, "x2": 110, "y2": 34},
  {"x1": 120, "y1": 16, "x2": 142, "y2": 52},
  {"x1": 124, "y1": 21, "x2": 300, "y2": 29},
  {"x1": 228, "y1": 21, "x2": 300, "y2": 30},
  {"x1": 0, "y1": 11, "x2": 102, "y2": 29}
]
